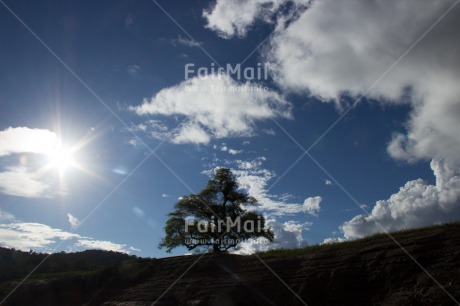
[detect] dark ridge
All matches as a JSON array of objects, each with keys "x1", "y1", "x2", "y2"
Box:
[
  {"x1": 0, "y1": 248, "x2": 136, "y2": 284},
  {"x1": 1, "y1": 222, "x2": 460, "y2": 305}
]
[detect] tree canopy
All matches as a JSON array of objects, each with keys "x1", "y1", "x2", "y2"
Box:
[{"x1": 159, "y1": 168, "x2": 274, "y2": 253}]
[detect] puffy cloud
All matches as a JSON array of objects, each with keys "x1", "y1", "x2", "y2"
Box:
[
  {"x1": 130, "y1": 74, "x2": 291, "y2": 144},
  {"x1": 205, "y1": 0, "x2": 460, "y2": 239},
  {"x1": 324, "y1": 179, "x2": 332, "y2": 186},
  {"x1": 342, "y1": 158, "x2": 460, "y2": 239},
  {"x1": 264, "y1": 0, "x2": 460, "y2": 163},
  {"x1": 0, "y1": 127, "x2": 57, "y2": 157},
  {"x1": 67, "y1": 213, "x2": 80, "y2": 230},
  {"x1": 0, "y1": 127, "x2": 67, "y2": 198},
  {"x1": 235, "y1": 219, "x2": 310, "y2": 254},
  {"x1": 302, "y1": 196, "x2": 321, "y2": 216},
  {"x1": 205, "y1": 0, "x2": 460, "y2": 164},
  {"x1": 203, "y1": 0, "x2": 308, "y2": 39}
]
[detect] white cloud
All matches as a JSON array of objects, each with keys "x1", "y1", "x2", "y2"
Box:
[
  {"x1": 172, "y1": 122, "x2": 211, "y2": 144},
  {"x1": 214, "y1": 143, "x2": 242, "y2": 155},
  {"x1": 264, "y1": 0, "x2": 460, "y2": 164},
  {"x1": 171, "y1": 35, "x2": 202, "y2": 47},
  {"x1": 322, "y1": 237, "x2": 346, "y2": 245},
  {"x1": 236, "y1": 168, "x2": 319, "y2": 215},
  {"x1": 0, "y1": 167, "x2": 54, "y2": 198},
  {"x1": 67, "y1": 213, "x2": 80, "y2": 230},
  {"x1": 0, "y1": 222, "x2": 80, "y2": 251},
  {"x1": 129, "y1": 74, "x2": 291, "y2": 144},
  {"x1": 341, "y1": 158, "x2": 460, "y2": 239},
  {"x1": 0, "y1": 127, "x2": 57, "y2": 157},
  {"x1": 75, "y1": 239, "x2": 129, "y2": 253},
  {"x1": 262, "y1": 128, "x2": 276, "y2": 136},
  {"x1": 302, "y1": 196, "x2": 321, "y2": 216},
  {"x1": 0, "y1": 127, "x2": 67, "y2": 198},
  {"x1": 209, "y1": 157, "x2": 323, "y2": 216},
  {"x1": 203, "y1": 0, "x2": 308, "y2": 39},
  {"x1": 227, "y1": 149, "x2": 240, "y2": 155},
  {"x1": 235, "y1": 219, "x2": 310, "y2": 254},
  {"x1": 0, "y1": 219, "x2": 139, "y2": 254},
  {"x1": 205, "y1": 0, "x2": 460, "y2": 165},
  {"x1": 205, "y1": 0, "x2": 460, "y2": 240}
]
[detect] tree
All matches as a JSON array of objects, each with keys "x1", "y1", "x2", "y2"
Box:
[{"x1": 159, "y1": 168, "x2": 274, "y2": 253}]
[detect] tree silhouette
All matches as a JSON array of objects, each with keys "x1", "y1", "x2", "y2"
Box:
[{"x1": 159, "y1": 168, "x2": 274, "y2": 253}]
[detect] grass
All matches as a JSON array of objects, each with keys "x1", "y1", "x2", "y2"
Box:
[{"x1": 256, "y1": 221, "x2": 460, "y2": 257}]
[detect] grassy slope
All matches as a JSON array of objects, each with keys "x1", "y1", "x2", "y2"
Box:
[{"x1": 256, "y1": 221, "x2": 460, "y2": 257}]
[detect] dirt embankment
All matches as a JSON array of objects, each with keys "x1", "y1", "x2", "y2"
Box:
[{"x1": 2, "y1": 223, "x2": 460, "y2": 305}]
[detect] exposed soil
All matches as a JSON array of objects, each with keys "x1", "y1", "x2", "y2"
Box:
[{"x1": 2, "y1": 223, "x2": 460, "y2": 305}]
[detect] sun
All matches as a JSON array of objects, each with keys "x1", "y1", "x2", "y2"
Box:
[{"x1": 46, "y1": 146, "x2": 77, "y2": 173}]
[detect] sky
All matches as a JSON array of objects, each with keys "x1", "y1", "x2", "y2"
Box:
[{"x1": 0, "y1": 0, "x2": 460, "y2": 258}]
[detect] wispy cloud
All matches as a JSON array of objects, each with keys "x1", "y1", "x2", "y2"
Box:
[
  {"x1": 124, "y1": 14, "x2": 134, "y2": 29},
  {"x1": 171, "y1": 35, "x2": 202, "y2": 47},
  {"x1": 0, "y1": 209, "x2": 15, "y2": 222},
  {"x1": 262, "y1": 128, "x2": 276, "y2": 136},
  {"x1": 0, "y1": 211, "x2": 139, "y2": 254},
  {"x1": 206, "y1": 157, "x2": 322, "y2": 216},
  {"x1": 0, "y1": 222, "x2": 80, "y2": 251},
  {"x1": 0, "y1": 167, "x2": 55, "y2": 198},
  {"x1": 75, "y1": 239, "x2": 131, "y2": 253},
  {"x1": 127, "y1": 64, "x2": 140, "y2": 76},
  {"x1": 213, "y1": 143, "x2": 242, "y2": 155},
  {"x1": 67, "y1": 213, "x2": 80, "y2": 230}
]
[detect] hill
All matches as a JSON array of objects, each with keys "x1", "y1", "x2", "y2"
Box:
[{"x1": 1, "y1": 222, "x2": 460, "y2": 305}]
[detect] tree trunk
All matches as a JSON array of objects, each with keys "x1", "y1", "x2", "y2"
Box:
[{"x1": 213, "y1": 243, "x2": 220, "y2": 253}]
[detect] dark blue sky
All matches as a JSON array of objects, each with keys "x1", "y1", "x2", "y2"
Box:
[{"x1": 1, "y1": 0, "x2": 458, "y2": 257}]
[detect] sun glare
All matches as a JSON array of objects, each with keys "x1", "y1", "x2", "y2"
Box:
[{"x1": 47, "y1": 146, "x2": 76, "y2": 172}]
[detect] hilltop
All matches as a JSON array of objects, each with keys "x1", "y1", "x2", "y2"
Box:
[{"x1": 1, "y1": 222, "x2": 460, "y2": 305}]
